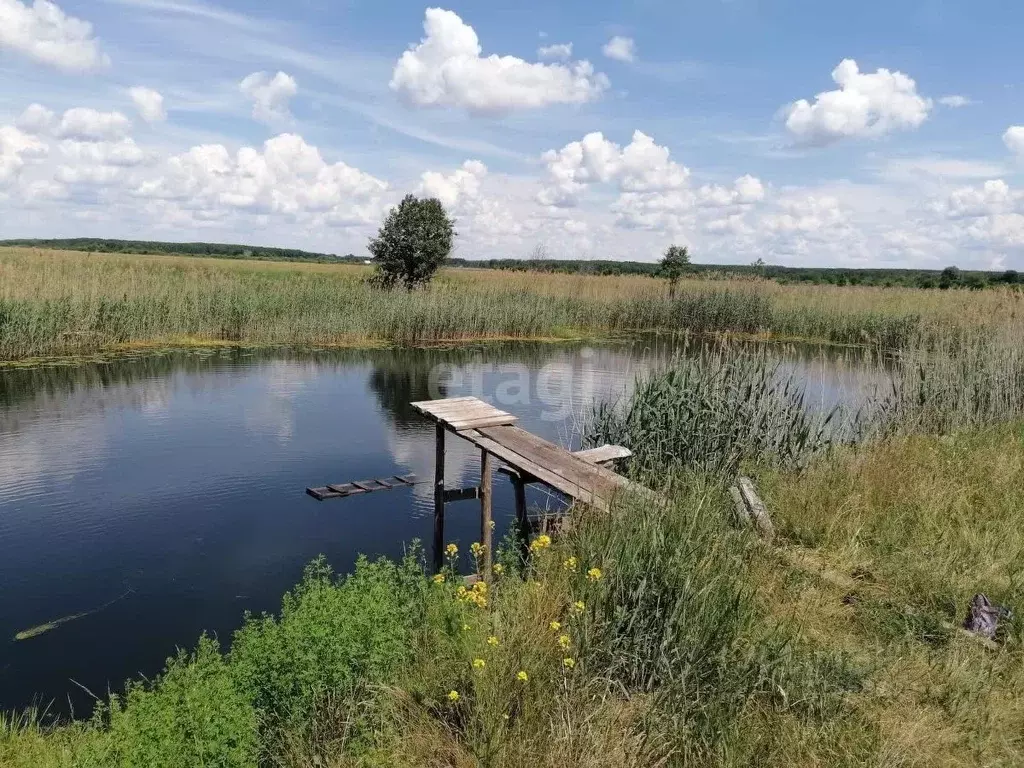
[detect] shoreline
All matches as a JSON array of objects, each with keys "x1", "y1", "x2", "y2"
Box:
[{"x1": 0, "y1": 329, "x2": 874, "y2": 370}]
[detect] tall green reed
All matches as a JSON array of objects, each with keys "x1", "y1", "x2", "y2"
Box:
[{"x1": 587, "y1": 343, "x2": 846, "y2": 479}]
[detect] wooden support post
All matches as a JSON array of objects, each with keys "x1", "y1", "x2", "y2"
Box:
[
  {"x1": 513, "y1": 476, "x2": 529, "y2": 564},
  {"x1": 479, "y1": 449, "x2": 493, "y2": 582},
  {"x1": 433, "y1": 423, "x2": 446, "y2": 573}
]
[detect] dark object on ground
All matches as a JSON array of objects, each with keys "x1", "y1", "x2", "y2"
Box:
[{"x1": 963, "y1": 593, "x2": 1010, "y2": 640}]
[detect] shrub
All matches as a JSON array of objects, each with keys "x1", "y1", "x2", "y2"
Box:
[
  {"x1": 82, "y1": 636, "x2": 257, "y2": 768},
  {"x1": 229, "y1": 555, "x2": 426, "y2": 735}
]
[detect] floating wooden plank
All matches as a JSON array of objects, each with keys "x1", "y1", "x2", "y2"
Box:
[
  {"x1": 327, "y1": 483, "x2": 364, "y2": 494},
  {"x1": 443, "y1": 486, "x2": 481, "y2": 503},
  {"x1": 307, "y1": 474, "x2": 421, "y2": 502}
]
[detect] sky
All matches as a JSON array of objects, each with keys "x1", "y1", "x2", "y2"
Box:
[{"x1": 0, "y1": 0, "x2": 1022, "y2": 268}]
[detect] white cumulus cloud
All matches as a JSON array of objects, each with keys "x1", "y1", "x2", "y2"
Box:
[
  {"x1": 0, "y1": 124, "x2": 48, "y2": 184},
  {"x1": 390, "y1": 8, "x2": 608, "y2": 114},
  {"x1": 137, "y1": 133, "x2": 388, "y2": 226},
  {"x1": 1004, "y1": 126, "x2": 1024, "y2": 158},
  {"x1": 418, "y1": 159, "x2": 487, "y2": 209},
  {"x1": 129, "y1": 87, "x2": 166, "y2": 122},
  {"x1": 602, "y1": 36, "x2": 635, "y2": 63},
  {"x1": 16, "y1": 103, "x2": 56, "y2": 134},
  {"x1": 538, "y1": 130, "x2": 689, "y2": 208},
  {"x1": 783, "y1": 59, "x2": 932, "y2": 146},
  {"x1": 537, "y1": 42, "x2": 572, "y2": 61},
  {"x1": 239, "y1": 71, "x2": 298, "y2": 123},
  {"x1": 416, "y1": 159, "x2": 522, "y2": 241},
  {"x1": 0, "y1": 0, "x2": 109, "y2": 72},
  {"x1": 698, "y1": 175, "x2": 766, "y2": 206},
  {"x1": 57, "y1": 108, "x2": 131, "y2": 141}
]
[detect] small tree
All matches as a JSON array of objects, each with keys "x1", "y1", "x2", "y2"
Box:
[
  {"x1": 368, "y1": 195, "x2": 455, "y2": 290},
  {"x1": 659, "y1": 245, "x2": 690, "y2": 298},
  {"x1": 939, "y1": 265, "x2": 961, "y2": 290}
]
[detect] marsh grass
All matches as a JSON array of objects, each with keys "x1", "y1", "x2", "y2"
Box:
[
  {"x1": 587, "y1": 343, "x2": 849, "y2": 479},
  {"x1": 3, "y1": 247, "x2": 1021, "y2": 360},
  {"x1": 754, "y1": 426, "x2": 1024, "y2": 766}
]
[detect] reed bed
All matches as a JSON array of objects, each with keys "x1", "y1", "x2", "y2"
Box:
[{"x1": 3, "y1": 247, "x2": 1022, "y2": 361}]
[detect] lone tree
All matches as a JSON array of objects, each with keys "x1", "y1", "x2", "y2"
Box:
[
  {"x1": 369, "y1": 194, "x2": 455, "y2": 290},
  {"x1": 659, "y1": 244, "x2": 690, "y2": 298},
  {"x1": 939, "y1": 265, "x2": 961, "y2": 290}
]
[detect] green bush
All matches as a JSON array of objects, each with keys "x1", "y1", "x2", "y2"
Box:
[
  {"x1": 229, "y1": 554, "x2": 426, "y2": 731},
  {"x1": 83, "y1": 636, "x2": 257, "y2": 768}
]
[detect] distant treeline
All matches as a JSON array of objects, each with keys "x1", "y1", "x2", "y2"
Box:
[
  {"x1": 0, "y1": 238, "x2": 366, "y2": 264},
  {"x1": 3, "y1": 238, "x2": 1021, "y2": 289},
  {"x1": 471, "y1": 258, "x2": 1023, "y2": 290}
]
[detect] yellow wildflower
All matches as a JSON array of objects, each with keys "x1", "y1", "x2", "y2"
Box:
[
  {"x1": 487, "y1": 635, "x2": 499, "y2": 646},
  {"x1": 586, "y1": 567, "x2": 603, "y2": 582},
  {"x1": 472, "y1": 658, "x2": 486, "y2": 670},
  {"x1": 456, "y1": 586, "x2": 468, "y2": 598},
  {"x1": 562, "y1": 657, "x2": 576, "y2": 669},
  {"x1": 549, "y1": 621, "x2": 562, "y2": 632},
  {"x1": 432, "y1": 573, "x2": 446, "y2": 584},
  {"x1": 572, "y1": 600, "x2": 585, "y2": 614},
  {"x1": 448, "y1": 690, "x2": 460, "y2": 702},
  {"x1": 516, "y1": 670, "x2": 529, "y2": 683},
  {"x1": 474, "y1": 594, "x2": 488, "y2": 608},
  {"x1": 558, "y1": 634, "x2": 571, "y2": 650},
  {"x1": 470, "y1": 542, "x2": 483, "y2": 556},
  {"x1": 445, "y1": 543, "x2": 458, "y2": 557},
  {"x1": 563, "y1": 556, "x2": 578, "y2": 572},
  {"x1": 472, "y1": 581, "x2": 488, "y2": 594},
  {"x1": 488, "y1": 520, "x2": 496, "y2": 530},
  {"x1": 462, "y1": 623, "x2": 471, "y2": 631},
  {"x1": 493, "y1": 563, "x2": 504, "y2": 575},
  {"x1": 529, "y1": 534, "x2": 552, "y2": 553}
]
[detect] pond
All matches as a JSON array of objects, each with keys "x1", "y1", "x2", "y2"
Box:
[{"x1": 0, "y1": 338, "x2": 884, "y2": 715}]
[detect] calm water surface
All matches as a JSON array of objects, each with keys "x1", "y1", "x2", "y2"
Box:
[{"x1": 0, "y1": 339, "x2": 882, "y2": 715}]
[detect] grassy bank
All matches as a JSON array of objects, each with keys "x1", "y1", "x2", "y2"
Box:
[
  {"x1": 4, "y1": 425, "x2": 1021, "y2": 767},
  {"x1": 3, "y1": 247, "x2": 1023, "y2": 360}
]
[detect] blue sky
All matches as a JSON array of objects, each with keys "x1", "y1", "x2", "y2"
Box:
[{"x1": 1, "y1": 0, "x2": 1022, "y2": 267}]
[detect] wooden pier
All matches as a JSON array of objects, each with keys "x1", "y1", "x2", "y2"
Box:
[
  {"x1": 411, "y1": 397, "x2": 644, "y2": 576},
  {"x1": 307, "y1": 396, "x2": 642, "y2": 577}
]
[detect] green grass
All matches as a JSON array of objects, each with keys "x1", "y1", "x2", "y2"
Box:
[{"x1": 6, "y1": 246, "x2": 1022, "y2": 361}]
